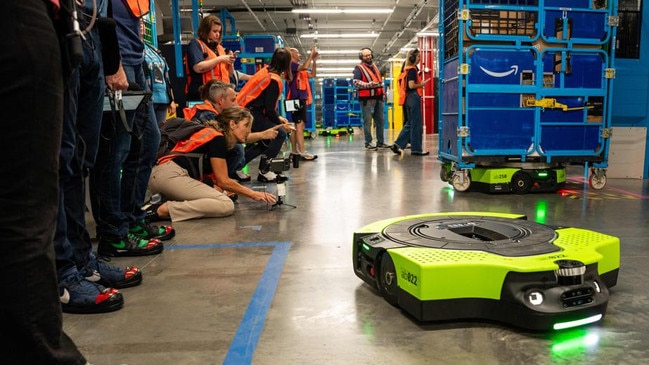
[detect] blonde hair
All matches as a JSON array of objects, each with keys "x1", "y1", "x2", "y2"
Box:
[{"x1": 204, "y1": 106, "x2": 253, "y2": 149}]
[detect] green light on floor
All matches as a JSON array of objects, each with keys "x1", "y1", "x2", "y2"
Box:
[
  {"x1": 326, "y1": 136, "x2": 332, "y2": 147},
  {"x1": 551, "y1": 330, "x2": 600, "y2": 355},
  {"x1": 553, "y1": 314, "x2": 602, "y2": 330},
  {"x1": 535, "y1": 200, "x2": 548, "y2": 224}
]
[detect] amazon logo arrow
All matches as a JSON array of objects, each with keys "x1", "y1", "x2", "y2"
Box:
[{"x1": 479, "y1": 65, "x2": 519, "y2": 77}]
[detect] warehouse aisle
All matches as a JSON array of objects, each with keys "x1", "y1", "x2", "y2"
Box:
[{"x1": 64, "y1": 131, "x2": 649, "y2": 365}]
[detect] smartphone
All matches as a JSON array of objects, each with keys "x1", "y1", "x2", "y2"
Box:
[{"x1": 233, "y1": 50, "x2": 241, "y2": 57}]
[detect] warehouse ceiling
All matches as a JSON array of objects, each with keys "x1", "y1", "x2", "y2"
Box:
[{"x1": 154, "y1": 0, "x2": 439, "y2": 73}]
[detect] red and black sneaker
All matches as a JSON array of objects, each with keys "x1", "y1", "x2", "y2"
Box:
[
  {"x1": 59, "y1": 269, "x2": 124, "y2": 314},
  {"x1": 83, "y1": 254, "x2": 143, "y2": 289},
  {"x1": 130, "y1": 219, "x2": 175, "y2": 241},
  {"x1": 98, "y1": 233, "x2": 164, "y2": 257}
]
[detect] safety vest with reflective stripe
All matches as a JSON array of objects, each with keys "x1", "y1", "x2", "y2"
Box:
[
  {"x1": 184, "y1": 39, "x2": 231, "y2": 96},
  {"x1": 123, "y1": 0, "x2": 150, "y2": 18},
  {"x1": 235, "y1": 66, "x2": 283, "y2": 108},
  {"x1": 157, "y1": 128, "x2": 222, "y2": 166},
  {"x1": 355, "y1": 62, "x2": 384, "y2": 99},
  {"x1": 397, "y1": 66, "x2": 423, "y2": 106},
  {"x1": 287, "y1": 69, "x2": 313, "y2": 105},
  {"x1": 183, "y1": 102, "x2": 219, "y2": 122}
]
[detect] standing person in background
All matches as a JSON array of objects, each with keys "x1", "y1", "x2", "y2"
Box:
[
  {"x1": 144, "y1": 33, "x2": 176, "y2": 126},
  {"x1": 288, "y1": 46, "x2": 318, "y2": 161},
  {"x1": 392, "y1": 48, "x2": 430, "y2": 156},
  {"x1": 0, "y1": 0, "x2": 86, "y2": 362},
  {"x1": 185, "y1": 15, "x2": 235, "y2": 101},
  {"x1": 353, "y1": 47, "x2": 389, "y2": 151},
  {"x1": 236, "y1": 47, "x2": 294, "y2": 183},
  {"x1": 91, "y1": 0, "x2": 174, "y2": 258}
]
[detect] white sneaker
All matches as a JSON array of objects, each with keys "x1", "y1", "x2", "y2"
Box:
[
  {"x1": 300, "y1": 152, "x2": 317, "y2": 160},
  {"x1": 234, "y1": 170, "x2": 251, "y2": 182},
  {"x1": 257, "y1": 170, "x2": 277, "y2": 182}
]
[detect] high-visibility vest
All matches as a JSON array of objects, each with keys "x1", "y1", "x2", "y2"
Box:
[
  {"x1": 183, "y1": 102, "x2": 219, "y2": 122},
  {"x1": 355, "y1": 62, "x2": 384, "y2": 99},
  {"x1": 122, "y1": 0, "x2": 150, "y2": 18},
  {"x1": 397, "y1": 66, "x2": 423, "y2": 106},
  {"x1": 184, "y1": 40, "x2": 231, "y2": 95},
  {"x1": 287, "y1": 69, "x2": 313, "y2": 105},
  {"x1": 157, "y1": 128, "x2": 221, "y2": 166},
  {"x1": 236, "y1": 66, "x2": 283, "y2": 108}
]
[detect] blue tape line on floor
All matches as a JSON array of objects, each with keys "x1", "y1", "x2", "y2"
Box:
[
  {"x1": 166, "y1": 242, "x2": 291, "y2": 364},
  {"x1": 223, "y1": 241, "x2": 291, "y2": 365}
]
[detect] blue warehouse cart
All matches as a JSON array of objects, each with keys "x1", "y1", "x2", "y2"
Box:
[{"x1": 438, "y1": 0, "x2": 617, "y2": 193}]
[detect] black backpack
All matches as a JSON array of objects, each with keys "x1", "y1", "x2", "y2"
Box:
[{"x1": 156, "y1": 117, "x2": 205, "y2": 160}]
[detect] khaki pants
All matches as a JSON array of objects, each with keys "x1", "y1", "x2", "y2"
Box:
[{"x1": 149, "y1": 161, "x2": 234, "y2": 221}]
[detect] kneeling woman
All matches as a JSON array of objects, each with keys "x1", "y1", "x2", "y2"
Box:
[{"x1": 148, "y1": 107, "x2": 277, "y2": 221}]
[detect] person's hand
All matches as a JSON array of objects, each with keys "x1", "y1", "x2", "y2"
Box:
[
  {"x1": 261, "y1": 124, "x2": 281, "y2": 140},
  {"x1": 106, "y1": 64, "x2": 128, "y2": 91},
  {"x1": 310, "y1": 45, "x2": 319, "y2": 60},
  {"x1": 168, "y1": 102, "x2": 177, "y2": 116},
  {"x1": 218, "y1": 54, "x2": 235, "y2": 65},
  {"x1": 253, "y1": 191, "x2": 277, "y2": 204}
]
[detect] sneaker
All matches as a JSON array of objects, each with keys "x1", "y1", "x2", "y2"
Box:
[
  {"x1": 59, "y1": 269, "x2": 123, "y2": 314},
  {"x1": 258, "y1": 170, "x2": 278, "y2": 183},
  {"x1": 83, "y1": 254, "x2": 142, "y2": 289},
  {"x1": 377, "y1": 143, "x2": 391, "y2": 148},
  {"x1": 226, "y1": 191, "x2": 239, "y2": 202},
  {"x1": 411, "y1": 151, "x2": 430, "y2": 156},
  {"x1": 365, "y1": 144, "x2": 378, "y2": 151},
  {"x1": 232, "y1": 170, "x2": 251, "y2": 182},
  {"x1": 300, "y1": 152, "x2": 318, "y2": 161},
  {"x1": 143, "y1": 201, "x2": 171, "y2": 222},
  {"x1": 130, "y1": 219, "x2": 175, "y2": 241},
  {"x1": 391, "y1": 144, "x2": 403, "y2": 156},
  {"x1": 98, "y1": 233, "x2": 164, "y2": 257},
  {"x1": 142, "y1": 194, "x2": 171, "y2": 222}
]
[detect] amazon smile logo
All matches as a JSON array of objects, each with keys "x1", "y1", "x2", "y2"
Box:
[{"x1": 479, "y1": 65, "x2": 519, "y2": 77}]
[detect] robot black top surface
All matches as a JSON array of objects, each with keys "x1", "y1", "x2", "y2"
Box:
[{"x1": 381, "y1": 216, "x2": 560, "y2": 257}]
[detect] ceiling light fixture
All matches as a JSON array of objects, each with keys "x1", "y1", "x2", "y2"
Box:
[
  {"x1": 317, "y1": 67, "x2": 356, "y2": 72},
  {"x1": 317, "y1": 73, "x2": 355, "y2": 79},
  {"x1": 307, "y1": 50, "x2": 360, "y2": 55},
  {"x1": 300, "y1": 32, "x2": 379, "y2": 39},
  {"x1": 315, "y1": 59, "x2": 361, "y2": 65},
  {"x1": 416, "y1": 31, "x2": 440, "y2": 37},
  {"x1": 292, "y1": 9, "x2": 393, "y2": 14}
]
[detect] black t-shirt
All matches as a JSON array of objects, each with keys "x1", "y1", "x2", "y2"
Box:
[
  {"x1": 173, "y1": 134, "x2": 228, "y2": 178},
  {"x1": 406, "y1": 68, "x2": 418, "y2": 94},
  {"x1": 245, "y1": 80, "x2": 282, "y2": 125}
]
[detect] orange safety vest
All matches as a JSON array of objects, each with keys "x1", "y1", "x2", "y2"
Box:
[
  {"x1": 123, "y1": 0, "x2": 150, "y2": 18},
  {"x1": 355, "y1": 62, "x2": 384, "y2": 99},
  {"x1": 397, "y1": 65, "x2": 423, "y2": 106},
  {"x1": 236, "y1": 66, "x2": 284, "y2": 108},
  {"x1": 183, "y1": 101, "x2": 219, "y2": 122},
  {"x1": 287, "y1": 69, "x2": 313, "y2": 105},
  {"x1": 184, "y1": 40, "x2": 231, "y2": 95},
  {"x1": 157, "y1": 128, "x2": 222, "y2": 166}
]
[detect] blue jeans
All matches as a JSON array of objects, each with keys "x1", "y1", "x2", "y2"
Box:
[
  {"x1": 245, "y1": 110, "x2": 288, "y2": 172},
  {"x1": 91, "y1": 64, "x2": 161, "y2": 239},
  {"x1": 361, "y1": 99, "x2": 385, "y2": 145},
  {"x1": 0, "y1": 1, "x2": 86, "y2": 362},
  {"x1": 228, "y1": 144, "x2": 246, "y2": 177},
  {"x1": 394, "y1": 92, "x2": 424, "y2": 153},
  {"x1": 54, "y1": 25, "x2": 105, "y2": 272}
]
